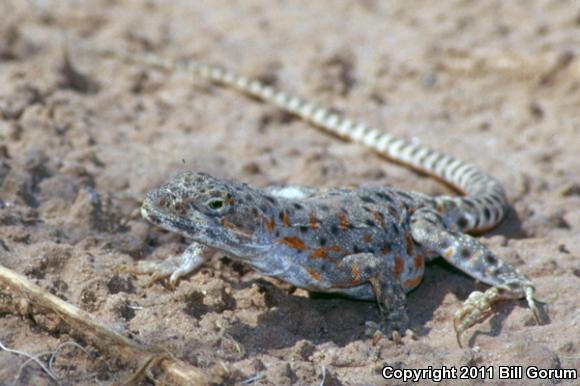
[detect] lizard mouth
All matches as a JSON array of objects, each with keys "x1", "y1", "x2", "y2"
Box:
[{"x1": 141, "y1": 202, "x2": 201, "y2": 235}]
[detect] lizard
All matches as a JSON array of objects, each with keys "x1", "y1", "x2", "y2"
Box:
[{"x1": 96, "y1": 47, "x2": 541, "y2": 345}]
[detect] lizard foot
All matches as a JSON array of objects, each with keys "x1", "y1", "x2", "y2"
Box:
[
  {"x1": 115, "y1": 258, "x2": 186, "y2": 288},
  {"x1": 454, "y1": 287, "x2": 497, "y2": 347},
  {"x1": 364, "y1": 318, "x2": 409, "y2": 344},
  {"x1": 454, "y1": 285, "x2": 541, "y2": 347}
]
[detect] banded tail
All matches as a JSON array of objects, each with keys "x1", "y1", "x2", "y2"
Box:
[{"x1": 96, "y1": 47, "x2": 509, "y2": 233}]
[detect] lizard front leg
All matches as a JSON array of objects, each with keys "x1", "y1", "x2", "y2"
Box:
[
  {"x1": 125, "y1": 242, "x2": 211, "y2": 287},
  {"x1": 410, "y1": 208, "x2": 540, "y2": 346}
]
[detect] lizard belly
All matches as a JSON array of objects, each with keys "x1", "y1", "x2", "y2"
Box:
[
  {"x1": 245, "y1": 250, "x2": 379, "y2": 299},
  {"x1": 248, "y1": 253, "x2": 332, "y2": 290},
  {"x1": 245, "y1": 251, "x2": 349, "y2": 292},
  {"x1": 324, "y1": 284, "x2": 375, "y2": 300}
]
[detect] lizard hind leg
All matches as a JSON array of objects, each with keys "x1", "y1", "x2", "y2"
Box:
[
  {"x1": 367, "y1": 274, "x2": 409, "y2": 343},
  {"x1": 410, "y1": 209, "x2": 540, "y2": 345},
  {"x1": 338, "y1": 253, "x2": 410, "y2": 342}
]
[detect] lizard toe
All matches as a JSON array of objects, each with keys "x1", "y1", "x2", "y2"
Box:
[{"x1": 365, "y1": 318, "x2": 408, "y2": 344}]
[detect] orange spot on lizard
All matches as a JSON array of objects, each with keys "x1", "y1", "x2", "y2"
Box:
[
  {"x1": 393, "y1": 256, "x2": 404, "y2": 279},
  {"x1": 339, "y1": 212, "x2": 349, "y2": 231},
  {"x1": 351, "y1": 262, "x2": 361, "y2": 284},
  {"x1": 405, "y1": 234, "x2": 414, "y2": 256},
  {"x1": 311, "y1": 248, "x2": 327, "y2": 259},
  {"x1": 309, "y1": 214, "x2": 319, "y2": 230},
  {"x1": 311, "y1": 248, "x2": 328, "y2": 259},
  {"x1": 279, "y1": 236, "x2": 306, "y2": 250},
  {"x1": 403, "y1": 276, "x2": 423, "y2": 289},
  {"x1": 307, "y1": 268, "x2": 321, "y2": 281},
  {"x1": 414, "y1": 255, "x2": 424, "y2": 271},
  {"x1": 265, "y1": 215, "x2": 276, "y2": 232},
  {"x1": 280, "y1": 210, "x2": 290, "y2": 227},
  {"x1": 310, "y1": 245, "x2": 341, "y2": 260}
]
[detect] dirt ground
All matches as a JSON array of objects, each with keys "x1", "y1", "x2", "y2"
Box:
[{"x1": 0, "y1": 0, "x2": 579, "y2": 385}]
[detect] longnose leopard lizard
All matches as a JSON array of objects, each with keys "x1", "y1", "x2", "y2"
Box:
[{"x1": 94, "y1": 46, "x2": 541, "y2": 345}]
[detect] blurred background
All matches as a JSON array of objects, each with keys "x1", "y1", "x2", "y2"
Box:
[{"x1": 1, "y1": 1, "x2": 579, "y2": 384}]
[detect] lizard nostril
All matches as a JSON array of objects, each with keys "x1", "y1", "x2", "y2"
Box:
[{"x1": 157, "y1": 196, "x2": 168, "y2": 208}]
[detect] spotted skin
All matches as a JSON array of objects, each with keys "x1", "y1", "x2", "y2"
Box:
[
  {"x1": 140, "y1": 173, "x2": 538, "y2": 343},
  {"x1": 101, "y1": 48, "x2": 540, "y2": 343}
]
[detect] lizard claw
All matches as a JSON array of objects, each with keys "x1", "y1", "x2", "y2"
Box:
[
  {"x1": 114, "y1": 259, "x2": 184, "y2": 288},
  {"x1": 364, "y1": 321, "x2": 406, "y2": 344},
  {"x1": 525, "y1": 285, "x2": 541, "y2": 325},
  {"x1": 145, "y1": 270, "x2": 175, "y2": 288}
]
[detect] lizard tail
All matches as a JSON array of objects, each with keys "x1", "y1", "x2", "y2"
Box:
[{"x1": 99, "y1": 48, "x2": 509, "y2": 233}]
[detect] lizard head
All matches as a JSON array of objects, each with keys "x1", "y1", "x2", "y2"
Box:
[{"x1": 141, "y1": 172, "x2": 272, "y2": 256}]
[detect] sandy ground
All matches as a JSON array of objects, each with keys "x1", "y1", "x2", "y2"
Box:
[{"x1": 0, "y1": 0, "x2": 579, "y2": 385}]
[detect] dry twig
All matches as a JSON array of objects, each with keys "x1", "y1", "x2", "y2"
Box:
[{"x1": 0, "y1": 264, "x2": 223, "y2": 385}]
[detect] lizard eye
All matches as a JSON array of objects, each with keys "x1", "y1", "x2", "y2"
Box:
[{"x1": 207, "y1": 198, "x2": 225, "y2": 211}]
